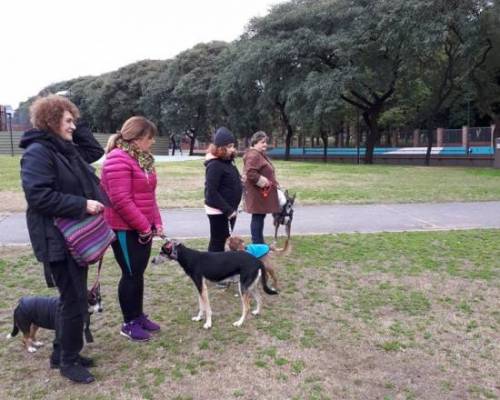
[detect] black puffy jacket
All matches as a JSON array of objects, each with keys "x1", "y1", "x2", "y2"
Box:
[
  {"x1": 19, "y1": 123, "x2": 104, "y2": 284},
  {"x1": 204, "y1": 156, "x2": 242, "y2": 217}
]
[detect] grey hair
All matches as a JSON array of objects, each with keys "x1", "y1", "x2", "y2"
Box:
[{"x1": 250, "y1": 131, "x2": 268, "y2": 146}]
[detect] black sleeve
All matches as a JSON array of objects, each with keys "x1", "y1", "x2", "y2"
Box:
[
  {"x1": 21, "y1": 144, "x2": 87, "y2": 218},
  {"x1": 72, "y1": 121, "x2": 104, "y2": 163},
  {"x1": 205, "y1": 162, "x2": 233, "y2": 216}
]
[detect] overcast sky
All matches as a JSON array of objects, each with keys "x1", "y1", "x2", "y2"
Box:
[{"x1": 1, "y1": 0, "x2": 283, "y2": 109}]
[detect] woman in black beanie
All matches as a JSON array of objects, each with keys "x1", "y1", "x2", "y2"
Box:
[{"x1": 204, "y1": 127, "x2": 242, "y2": 252}]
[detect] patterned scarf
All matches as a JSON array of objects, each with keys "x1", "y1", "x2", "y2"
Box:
[{"x1": 116, "y1": 138, "x2": 155, "y2": 173}]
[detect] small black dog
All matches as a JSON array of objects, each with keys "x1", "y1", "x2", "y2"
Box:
[
  {"x1": 7, "y1": 287, "x2": 102, "y2": 352},
  {"x1": 154, "y1": 238, "x2": 278, "y2": 329},
  {"x1": 273, "y1": 189, "x2": 295, "y2": 241}
]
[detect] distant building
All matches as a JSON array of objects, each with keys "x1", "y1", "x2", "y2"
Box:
[{"x1": 0, "y1": 105, "x2": 14, "y2": 131}]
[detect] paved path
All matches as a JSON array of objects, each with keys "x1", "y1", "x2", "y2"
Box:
[{"x1": 1, "y1": 201, "x2": 500, "y2": 245}]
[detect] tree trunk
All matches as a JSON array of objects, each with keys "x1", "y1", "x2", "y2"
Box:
[
  {"x1": 170, "y1": 135, "x2": 177, "y2": 156},
  {"x1": 277, "y1": 101, "x2": 293, "y2": 161},
  {"x1": 362, "y1": 112, "x2": 380, "y2": 164},
  {"x1": 494, "y1": 116, "x2": 500, "y2": 139},
  {"x1": 425, "y1": 129, "x2": 433, "y2": 166},
  {"x1": 186, "y1": 130, "x2": 196, "y2": 156},
  {"x1": 320, "y1": 129, "x2": 328, "y2": 163}
]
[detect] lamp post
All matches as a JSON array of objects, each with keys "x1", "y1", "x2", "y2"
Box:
[
  {"x1": 7, "y1": 111, "x2": 13, "y2": 156},
  {"x1": 356, "y1": 108, "x2": 361, "y2": 165}
]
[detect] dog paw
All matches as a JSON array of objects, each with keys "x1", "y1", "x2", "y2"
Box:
[
  {"x1": 192, "y1": 315, "x2": 203, "y2": 322},
  {"x1": 28, "y1": 346, "x2": 37, "y2": 353},
  {"x1": 251, "y1": 310, "x2": 260, "y2": 316},
  {"x1": 33, "y1": 341, "x2": 44, "y2": 347},
  {"x1": 203, "y1": 322, "x2": 212, "y2": 329},
  {"x1": 233, "y1": 320, "x2": 243, "y2": 327}
]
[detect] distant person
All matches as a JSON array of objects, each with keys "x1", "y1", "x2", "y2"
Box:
[
  {"x1": 243, "y1": 131, "x2": 280, "y2": 244},
  {"x1": 101, "y1": 116, "x2": 164, "y2": 342},
  {"x1": 20, "y1": 95, "x2": 105, "y2": 384},
  {"x1": 204, "y1": 127, "x2": 242, "y2": 252}
]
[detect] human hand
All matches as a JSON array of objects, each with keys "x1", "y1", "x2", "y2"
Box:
[
  {"x1": 256, "y1": 175, "x2": 270, "y2": 188},
  {"x1": 86, "y1": 200, "x2": 104, "y2": 215},
  {"x1": 154, "y1": 225, "x2": 165, "y2": 238}
]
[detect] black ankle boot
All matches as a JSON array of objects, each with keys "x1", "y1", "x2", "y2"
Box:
[
  {"x1": 51, "y1": 354, "x2": 95, "y2": 369},
  {"x1": 60, "y1": 362, "x2": 95, "y2": 384}
]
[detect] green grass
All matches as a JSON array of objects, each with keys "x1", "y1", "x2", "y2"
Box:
[
  {"x1": 0, "y1": 230, "x2": 498, "y2": 399},
  {"x1": 3, "y1": 155, "x2": 500, "y2": 211}
]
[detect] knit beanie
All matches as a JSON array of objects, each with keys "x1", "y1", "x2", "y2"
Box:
[{"x1": 214, "y1": 127, "x2": 235, "y2": 147}]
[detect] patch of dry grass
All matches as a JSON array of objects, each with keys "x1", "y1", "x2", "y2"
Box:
[{"x1": 0, "y1": 231, "x2": 499, "y2": 399}]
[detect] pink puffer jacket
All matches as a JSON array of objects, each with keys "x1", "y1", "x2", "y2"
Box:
[{"x1": 101, "y1": 148, "x2": 162, "y2": 233}]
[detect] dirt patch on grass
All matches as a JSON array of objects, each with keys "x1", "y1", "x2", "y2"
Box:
[{"x1": 0, "y1": 191, "x2": 25, "y2": 213}]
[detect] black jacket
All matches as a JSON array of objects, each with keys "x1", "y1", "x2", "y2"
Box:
[
  {"x1": 19, "y1": 122, "x2": 104, "y2": 284},
  {"x1": 204, "y1": 157, "x2": 242, "y2": 217}
]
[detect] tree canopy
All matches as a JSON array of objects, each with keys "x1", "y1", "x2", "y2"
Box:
[{"x1": 17, "y1": 0, "x2": 500, "y2": 162}]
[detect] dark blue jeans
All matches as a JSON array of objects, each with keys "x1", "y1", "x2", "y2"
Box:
[{"x1": 250, "y1": 214, "x2": 266, "y2": 244}]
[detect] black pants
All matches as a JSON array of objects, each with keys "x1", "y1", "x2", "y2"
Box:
[
  {"x1": 111, "y1": 230, "x2": 152, "y2": 323},
  {"x1": 207, "y1": 214, "x2": 236, "y2": 252},
  {"x1": 49, "y1": 257, "x2": 88, "y2": 365},
  {"x1": 250, "y1": 213, "x2": 266, "y2": 244}
]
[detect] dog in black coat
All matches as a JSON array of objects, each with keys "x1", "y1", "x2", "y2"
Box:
[
  {"x1": 154, "y1": 238, "x2": 278, "y2": 329},
  {"x1": 7, "y1": 289, "x2": 102, "y2": 352}
]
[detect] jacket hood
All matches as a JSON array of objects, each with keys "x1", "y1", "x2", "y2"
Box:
[
  {"x1": 204, "y1": 153, "x2": 235, "y2": 167},
  {"x1": 19, "y1": 129, "x2": 51, "y2": 149},
  {"x1": 204, "y1": 152, "x2": 218, "y2": 166}
]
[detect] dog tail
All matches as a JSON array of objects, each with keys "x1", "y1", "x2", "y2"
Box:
[
  {"x1": 6, "y1": 324, "x2": 19, "y2": 339},
  {"x1": 260, "y1": 262, "x2": 279, "y2": 295}
]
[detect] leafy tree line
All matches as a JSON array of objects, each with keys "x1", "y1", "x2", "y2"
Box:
[{"x1": 16, "y1": 0, "x2": 500, "y2": 163}]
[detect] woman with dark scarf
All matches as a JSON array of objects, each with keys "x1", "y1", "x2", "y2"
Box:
[
  {"x1": 100, "y1": 116, "x2": 164, "y2": 342},
  {"x1": 20, "y1": 95, "x2": 106, "y2": 384}
]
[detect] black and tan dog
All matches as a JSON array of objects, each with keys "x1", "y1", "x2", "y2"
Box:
[
  {"x1": 273, "y1": 189, "x2": 296, "y2": 241},
  {"x1": 154, "y1": 238, "x2": 278, "y2": 329},
  {"x1": 7, "y1": 289, "x2": 102, "y2": 352}
]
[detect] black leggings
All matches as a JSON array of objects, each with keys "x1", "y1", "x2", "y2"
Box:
[
  {"x1": 111, "y1": 230, "x2": 152, "y2": 323},
  {"x1": 207, "y1": 214, "x2": 236, "y2": 252},
  {"x1": 49, "y1": 257, "x2": 88, "y2": 365}
]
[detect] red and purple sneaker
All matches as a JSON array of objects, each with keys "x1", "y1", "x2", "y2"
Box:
[
  {"x1": 137, "y1": 313, "x2": 161, "y2": 332},
  {"x1": 120, "y1": 320, "x2": 151, "y2": 341}
]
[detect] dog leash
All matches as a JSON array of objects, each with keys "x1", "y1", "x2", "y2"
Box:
[
  {"x1": 85, "y1": 258, "x2": 103, "y2": 344},
  {"x1": 89, "y1": 258, "x2": 103, "y2": 292}
]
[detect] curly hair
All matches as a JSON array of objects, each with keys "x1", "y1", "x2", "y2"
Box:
[
  {"x1": 207, "y1": 143, "x2": 233, "y2": 160},
  {"x1": 29, "y1": 95, "x2": 80, "y2": 133}
]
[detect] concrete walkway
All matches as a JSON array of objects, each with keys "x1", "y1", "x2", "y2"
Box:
[{"x1": 1, "y1": 201, "x2": 500, "y2": 245}]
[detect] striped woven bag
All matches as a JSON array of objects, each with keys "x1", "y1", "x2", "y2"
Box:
[{"x1": 54, "y1": 214, "x2": 116, "y2": 267}]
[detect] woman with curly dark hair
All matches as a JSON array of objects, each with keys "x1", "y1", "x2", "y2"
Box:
[
  {"x1": 204, "y1": 127, "x2": 242, "y2": 253},
  {"x1": 20, "y1": 95, "x2": 105, "y2": 384}
]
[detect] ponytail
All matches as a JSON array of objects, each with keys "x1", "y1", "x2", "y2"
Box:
[{"x1": 105, "y1": 132, "x2": 122, "y2": 153}]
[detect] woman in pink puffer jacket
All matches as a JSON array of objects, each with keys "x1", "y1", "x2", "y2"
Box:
[{"x1": 101, "y1": 116, "x2": 163, "y2": 342}]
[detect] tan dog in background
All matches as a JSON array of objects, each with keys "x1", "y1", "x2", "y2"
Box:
[{"x1": 225, "y1": 236, "x2": 290, "y2": 290}]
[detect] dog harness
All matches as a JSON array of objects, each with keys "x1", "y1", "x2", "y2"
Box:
[{"x1": 245, "y1": 244, "x2": 270, "y2": 259}]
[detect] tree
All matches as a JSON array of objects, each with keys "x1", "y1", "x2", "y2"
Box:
[
  {"x1": 157, "y1": 41, "x2": 228, "y2": 155},
  {"x1": 471, "y1": 0, "x2": 500, "y2": 138}
]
